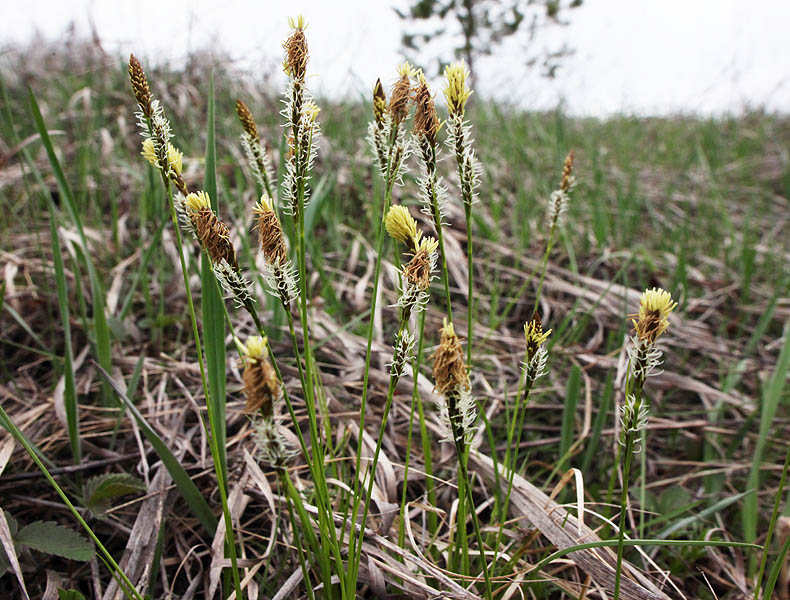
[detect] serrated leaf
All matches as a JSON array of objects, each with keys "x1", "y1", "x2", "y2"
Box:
[
  {"x1": 15, "y1": 521, "x2": 94, "y2": 561},
  {"x1": 83, "y1": 473, "x2": 145, "y2": 518},
  {"x1": 58, "y1": 590, "x2": 87, "y2": 600}
]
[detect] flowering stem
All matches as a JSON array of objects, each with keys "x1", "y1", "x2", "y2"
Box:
[
  {"x1": 427, "y1": 144, "x2": 454, "y2": 322},
  {"x1": 349, "y1": 313, "x2": 410, "y2": 593},
  {"x1": 245, "y1": 302, "x2": 342, "y2": 592},
  {"x1": 533, "y1": 219, "x2": 559, "y2": 314},
  {"x1": 160, "y1": 181, "x2": 243, "y2": 599},
  {"x1": 613, "y1": 430, "x2": 635, "y2": 600},
  {"x1": 451, "y1": 430, "x2": 494, "y2": 600}
]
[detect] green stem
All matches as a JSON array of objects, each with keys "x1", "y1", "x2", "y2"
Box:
[
  {"x1": 349, "y1": 315, "x2": 409, "y2": 593},
  {"x1": 453, "y1": 436, "x2": 493, "y2": 600},
  {"x1": 613, "y1": 431, "x2": 635, "y2": 600},
  {"x1": 0, "y1": 404, "x2": 143, "y2": 600},
  {"x1": 753, "y1": 443, "x2": 790, "y2": 599},
  {"x1": 427, "y1": 144, "x2": 453, "y2": 321},
  {"x1": 161, "y1": 183, "x2": 243, "y2": 599}
]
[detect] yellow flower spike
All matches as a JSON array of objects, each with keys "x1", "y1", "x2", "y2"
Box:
[
  {"x1": 304, "y1": 101, "x2": 321, "y2": 123},
  {"x1": 385, "y1": 205, "x2": 419, "y2": 248},
  {"x1": 185, "y1": 190, "x2": 211, "y2": 212},
  {"x1": 288, "y1": 14, "x2": 306, "y2": 30},
  {"x1": 418, "y1": 235, "x2": 438, "y2": 255},
  {"x1": 244, "y1": 335, "x2": 268, "y2": 360},
  {"x1": 167, "y1": 144, "x2": 183, "y2": 175},
  {"x1": 524, "y1": 312, "x2": 551, "y2": 358},
  {"x1": 141, "y1": 138, "x2": 183, "y2": 175},
  {"x1": 443, "y1": 62, "x2": 473, "y2": 118},
  {"x1": 396, "y1": 61, "x2": 416, "y2": 79},
  {"x1": 141, "y1": 138, "x2": 157, "y2": 166},
  {"x1": 632, "y1": 287, "x2": 677, "y2": 343}
]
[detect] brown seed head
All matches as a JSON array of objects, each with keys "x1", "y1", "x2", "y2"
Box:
[
  {"x1": 373, "y1": 78, "x2": 387, "y2": 126},
  {"x1": 242, "y1": 337, "x2": 280, "y2": 417},
  {"x1": 253, "y1": 195, "x2": 287, "y2": 264},
  {"x1": 283, "y1": 17, "x2": 308, "y2": 81},
  {"x1": 235, "y1": 99, "x2": 259, "y2": 139},
  {"x1": 432, "y1": 319, "x2": 469, "y2": 394},
  {"x1": 389, "y1": 63, "x2": 414, "y2": 127},
  {"x1": 560, "y1": 150, "x2": 575, "y2": 192},
  {"x1": 413, "y1": 72, "x2": 440, "y2": 147},
  {"x1": 403, "y1": 236, "x2": 437, "y2": 290},
  {"x1": 191, "y1": 207, "x2": 238, "y2": 270},
  {"x1": 128, "y1": 54, "x2": 152, "y2": 116}
]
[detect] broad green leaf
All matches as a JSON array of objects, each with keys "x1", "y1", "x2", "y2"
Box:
[
  {"x1": 83, "y1": 473, "x2": 146, "y2": 517},
  {"x1": 16, "y1": 521, "x2": 94, "y2": 561},
  {"x1": 58, "y1": 589, "x2": 87, "y2": 600}
]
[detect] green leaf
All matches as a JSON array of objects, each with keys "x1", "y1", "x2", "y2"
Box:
[
  {"x1": 15, "y1": 521, "x2": 94, "y2": 561},
  {"x1": 29, "y1": 88, "x2": 113, "y2": 403},
  {"x1": 58, "y1": 589, "x2": 87, "y2": 600},
  {"x1": 201, "y1": 71, "x2": 228, "y2": 480},
  {"x1": 95, "y1": 363, "x2": 217, "y2": 534},
  {"x1": 50, "y1": 199, "x2": 80, "y2": 466},
  {"x1": 743, "y1": 319, "x2": 790, "y2": 543},
  {"x1": 83, "y1": 473, "x2": 146, "y2": 517}
]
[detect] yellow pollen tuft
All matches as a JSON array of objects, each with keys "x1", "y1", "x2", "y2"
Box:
[
  {"x1": 524, "y1": 312, "x2": 551, "y2": 357},
  {"x1": 185, "y1": 190, "x2": 211, "y2": 212},
  {"x1": 385, "y1": 205, "x2": 419, "y2": 248},
  {"x1": 632, "y1": 287, "x2": 677, "y2": 342},
  {"x1": 141, "y1": 139, "x2": 183, "y2": 175},
  {"x1": 244, "y1": 335, "x2": 268, "y2": 360},
  {"x1": 443, "y1": 62, "x2": 473, "y2": 117}
]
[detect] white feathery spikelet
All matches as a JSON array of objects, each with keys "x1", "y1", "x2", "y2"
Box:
[
  {"x1": 619, "y1": 394, "x2": 650, "y2": 451},
  {"x1": 435, "y1": 386, "x2": 477, "y2": 447},
  {"x1": 240, "y1": 131, "x2": 277, "y2": 198},
  {"x1": 262, "y1": 259, "x2": 299, "y2": 306},
  {"x1": 627, "y1": 335, "x2": 664, "y2": 381},
  {"x1": 214, "y1": 259, "x2": 254, "y2": 308},
  {"x1": 523, "y1": 345, "x2": 549, "y2": 386},
  {"x1": 389, "y1": 329, "x2": 416, "y2": 378},
  {"x1": 417, "y1": 161, "x2": 449, "y2": 224},
  {"x1": 446, "y1": 113, "x2": 481, "y2": 207},
  {"x1": 254, "y1": 417, "x2": 295, "y2": 468}
]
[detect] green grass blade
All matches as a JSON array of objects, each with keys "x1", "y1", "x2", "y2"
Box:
[
  {"x1": 743, "y1": 320, "x2": 790, "y2": 545},
  {"x1": 763, "y1": 535, "x2": 790, "y2": 600},
  {"x1": 655, "y1": 489, "x2": 753, "y2": 539},
  {"x1": 29, "y1": 88, "x2": 113, "y2": 400},
  {"x1": 201, "y1": 72, "x2": 227, "y2": 479},
  {"x1": 559, "y1": 364, "x2": 581, "y2": 463},
  {"x1": 95, "y1": 363, "x2": 217, "y2": 534},
  {"x1": 49, "y1": 201, "x2": 80, "y2": 466}
]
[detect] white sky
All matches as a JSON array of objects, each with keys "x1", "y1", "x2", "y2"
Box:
[{"x1": 3, "y1": 0, "x2": 790, "y2": 116}]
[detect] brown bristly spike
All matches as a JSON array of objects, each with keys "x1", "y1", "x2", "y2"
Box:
[
  {"x1": 414, "y1": 74, "x2": 440, "y2": 147},
  {"x1": 560, "y1": 150, "x2": 575, "y2": 192},
  {"x1": 390, "y1": 71, "x2": 411, "y2": 127},
  {"x1": 128, "y1": 54, "x2": 152, "y2": 117},
  {"x1": 403, "y1": 247, "x2": 431, "y2": 291},
  {"x1": 284, "y1": 23, "x2": 308, "y2": 81},
  {"x1": 235, "y1": 99, "x2": 259, "y2": 139},
  {"x1": 192, "y1": 208, "x2": 238, "y2": 269},
  {"x1": 253, "y1": 198, "x2": 287, "y2": 264},
  {"x1": 242, "y1": 355, "x2": 279, "y2": 417},
  {"x1": 432, "y1": 320, "x2": 469, "y2": 395}
]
